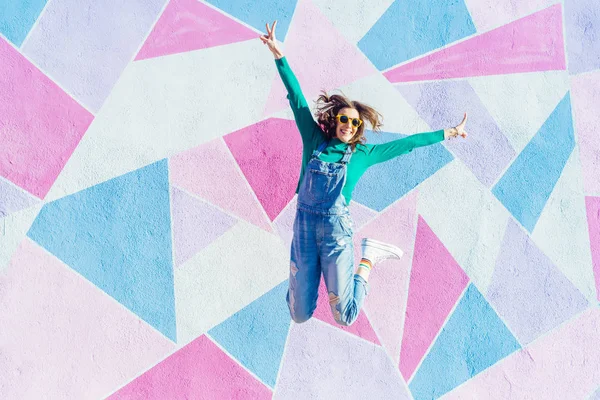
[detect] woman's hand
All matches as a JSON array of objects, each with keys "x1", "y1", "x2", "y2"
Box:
[
  {"x1": 260, "y1": 20, "x2": 284, "y2": 59},
  {"x1": 444, "y1": 113, "x2": 468, "y2": 140}
]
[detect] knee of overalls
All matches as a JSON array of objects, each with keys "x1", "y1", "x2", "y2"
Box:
[
  {"x1": 332, "y1": 302, "x2": 359, "y2": 327},
  {"x1": 286, "y1": 289, "x2": 315, "y2": 324}
]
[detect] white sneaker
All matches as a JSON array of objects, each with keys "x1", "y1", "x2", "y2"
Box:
[{"x1": 361, "y1": 238, "x2": 404, "y2": 266}]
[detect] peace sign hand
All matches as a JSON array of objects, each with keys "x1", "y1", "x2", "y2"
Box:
[
  {"x1": 445, "y1": 113, "x2": 469, "y2": 140},
  {"x1": 260, "y1": 20, "x2": 284, "y2": 59}
]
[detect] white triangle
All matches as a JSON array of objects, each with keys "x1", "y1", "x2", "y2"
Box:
[
  {"x1": 46, "y1": 39, "x2": 276, "y2": 202},
  {"x1": 174, "y1": 219, "x2": 289, "y2": 346},
  {"x1": 469, "y1": 70, "x2": 570, "y2": 154},
  {"x1": 416, "y1": 159, "x2": 510, "y2": 293},
  {"x1": 337, "y1": 74, "x2": 432, "y2": 134},
  {"x1": 312, "y1": 0, "x2": 395, "y2": 44},
  {"x1": 269, "y1": 107, "x2": 296, "y2": 120},
  {"x1": 531, "y1": 145, "x2": 596, "y2": 302},
  {"x1": 0, "y1": 203, "x2": 44, "y2": 273}
]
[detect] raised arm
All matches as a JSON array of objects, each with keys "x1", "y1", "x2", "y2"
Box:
[
  {"x1": 260, "y1": 21, "x2": 321, "y2": 143},
  {"x1": 366, "y1": 130, "x2": 445, "y2": 166},
  {"x1": 367, "y1": 113, "x2": 469, "y2": 166}
]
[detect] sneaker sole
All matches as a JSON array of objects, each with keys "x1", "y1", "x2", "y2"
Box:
[{"x1": 361, "y1": 238, "x2": 404, "y2": 259}]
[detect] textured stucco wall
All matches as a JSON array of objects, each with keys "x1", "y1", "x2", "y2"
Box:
[{"x1": 1, "y1": 0, "x2": 600, "y2": 399}]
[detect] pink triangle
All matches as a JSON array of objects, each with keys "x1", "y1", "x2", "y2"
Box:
[
  {"x1": 135, "y1": 0, "x2": 258, "y2": 61},
  {"x1": 108, "y1": 335, "x2": 272, "y2": 399},
  {"x1": 586, "y1": 196, "x2": 600, "y2": 302},
  {"x1": 384, "y1": 4, "x2": 566, "y2": 83},
  {"x1": 171, "y1": 186, "x2": 237, "y2": 267},
  {"x1": 0, "y1": 239, "x2": 175, "y2": 399},
  {"x1": 223, "y1": 118, "x2": 303, "y2": 221},
  {"x1": 398, "y1": 216, "x2": 470, "y2": 381},
  {"x1": 263, "y1": 0, "x2": 378, "y2": 116},
  {"x1": 352, "y1": 190, "x2": 420, "y2": 364},
  {"x1": 169, "y1": 138, "x2": 273, "y2": 233},
  {"x1": 313, "y1": 278, "x2": 381, "y2": 345}
]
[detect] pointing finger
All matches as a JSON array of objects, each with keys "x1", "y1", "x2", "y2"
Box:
[{"x1": 456, "y1": 115, "x2": 466, "y2": 130}]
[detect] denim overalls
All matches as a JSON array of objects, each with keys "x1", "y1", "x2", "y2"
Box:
[{"x1": 287, "y1": 139, "x2": 368, "y2": 326}]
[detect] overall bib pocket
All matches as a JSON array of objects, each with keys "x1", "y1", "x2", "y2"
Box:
[{"x1": 306, "y1": 167, "x2": 336, "y2": 204}]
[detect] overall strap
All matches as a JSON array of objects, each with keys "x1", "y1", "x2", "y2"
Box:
[
  {"x1": 340, "y1": 143, "x2": 354, "y2": 164},
  {"x1": 312, "y1": 140, "x2": 330, "y2": 158}
]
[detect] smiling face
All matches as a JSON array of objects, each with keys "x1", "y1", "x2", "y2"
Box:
[{"x1": 335, "y1": 107, "x2": 361, "y2": 143}]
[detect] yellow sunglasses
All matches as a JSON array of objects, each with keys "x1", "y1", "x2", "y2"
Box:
[{"x1": 336, "y1": 114, "x2": 363, "y2": 128}]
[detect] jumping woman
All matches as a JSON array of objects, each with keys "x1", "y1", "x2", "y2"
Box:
[{"x1": 260, "y1": 21, "x2": 468, "y2": 326}]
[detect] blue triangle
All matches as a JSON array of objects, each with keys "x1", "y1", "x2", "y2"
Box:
[
  {"x1": 353, "y1": 130, "x2": 454, "y2": 211},
  {"x1": 203, "y1": 0, "x2": 297, "y2": 41},
  {"x1": 492, "y1": 93, "x2": 575, "y2": 232},
  {"x1": 208, "y1": 281, "x2": 291, "y2": 388},
  {"x1": 358, "y1": 0, "x2": 476, "y2": 70},
  {"x1": 27, "y1": 160, "x2": 176, "y2": 341},
  {"x1": 409, "y1": 284, "x2": 521, "y2": 400},
  {"x1": 0, "y1": 0, "x2": 49, "y2": 46}
]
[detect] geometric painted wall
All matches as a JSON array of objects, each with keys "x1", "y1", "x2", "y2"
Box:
[{"x1": 1, "y1": 0, "x2": 599, "y2": 398}]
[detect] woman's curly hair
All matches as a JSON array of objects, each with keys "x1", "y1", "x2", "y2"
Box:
[{"x1": 313, "y1": 90, "x2": 383, "y2": 151}]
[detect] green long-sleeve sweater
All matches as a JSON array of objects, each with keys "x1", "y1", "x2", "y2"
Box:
[{"x1": 275, "y1": 56, "x2": 445, "y2": 205}]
